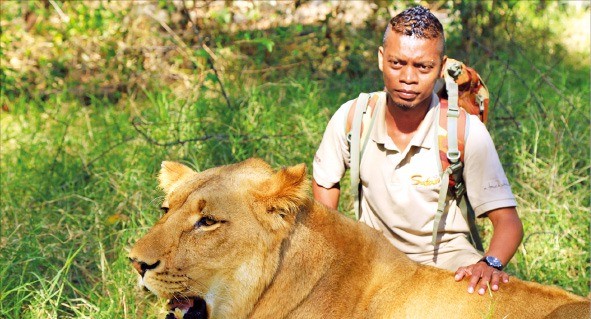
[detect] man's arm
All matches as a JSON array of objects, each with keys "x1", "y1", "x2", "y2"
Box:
[
  {"x1": 312, "y1": 179, "x2": 341, "y2": 210},
  {"x1": 454, "y1": 207, "x2": 523, "y2": 295}
]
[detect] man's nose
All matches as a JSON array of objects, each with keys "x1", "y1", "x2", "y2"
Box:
[{"x1": 400, "y1": 65, "x2": 418, "y2": 84}]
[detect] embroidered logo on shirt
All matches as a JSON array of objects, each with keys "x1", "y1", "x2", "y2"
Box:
[
  {"x1": 410, "y1": 174, "x2": 441, "y2": 187},
  {"x1": 483, "y1": 180, "x2": 510, "y2": 191}
]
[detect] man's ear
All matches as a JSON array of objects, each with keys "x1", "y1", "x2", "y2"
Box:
[
  {"x1": 252, "y1": 163, "x2": 310, "y2": 231},
  {"x1": 159, "y1": 161, "x2": 195, "y2": 194},
  {"x1": 378, "y1": 46, "x2": 384, "y2": 72},
  {"x1": 439, "y1": 55, "x2": 448, "y2": 77}
]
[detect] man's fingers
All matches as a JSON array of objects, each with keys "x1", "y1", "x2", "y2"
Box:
[
  {"x1": 454, "y1": 267, "x2": 467, "y2": 281},
  {"x1": 490, "y1": 270, "x2": 503, "y2": 291},
  {"x1": 468, "y1": 270, "x2": 482, "y2": 294},
  {"x1": 458, "y1": 263, "x2": 511, "y2": 295},
  {"x1": 501, "y1": 272, "x2": 510, "y2": 283},
  {"x1": 455, "y1": 266, "x2": 475, "y2": 281},
  {"x1": 478, "y1": 271, "x2": 493, "y2": 295}
]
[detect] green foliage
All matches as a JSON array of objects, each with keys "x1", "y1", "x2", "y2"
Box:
[{"x1": 1, "y1": 1, "x2": 589, "y2": 318}]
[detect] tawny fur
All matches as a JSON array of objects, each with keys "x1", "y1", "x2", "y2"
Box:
[{"x1": 129, "y1": 158, "x2": 590, "y2": 319}]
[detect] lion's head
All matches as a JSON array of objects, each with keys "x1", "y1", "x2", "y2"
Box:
[{"x1": 129, "y1": 158, "x2": 310, "y2": 318}]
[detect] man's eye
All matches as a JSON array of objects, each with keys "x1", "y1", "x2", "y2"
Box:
[
  {"x1": 417, "y1": 64, "x2": 433, "y2": 72},
  {"x1": 196, "y1": 216, "x2": 217, "y2": 228},
  {"x1": 389, "y1": 60, "x2": 401, "y2": 68},
  {"x1": 160, "y1": 207, "x2": 170, "y2": 214}
]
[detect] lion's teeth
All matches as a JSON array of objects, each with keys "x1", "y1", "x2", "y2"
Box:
[{"x1": 174, "y1": 308, "x2": 186, "y2": 318}]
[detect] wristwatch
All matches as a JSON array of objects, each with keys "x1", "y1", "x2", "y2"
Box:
[{"x1": 479, "y1": 256, "x2": 503, "y2": 271}]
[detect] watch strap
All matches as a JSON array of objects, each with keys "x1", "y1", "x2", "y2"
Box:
[{"x1": 479, "y1": 256, "x2": 503, "y2": 271}]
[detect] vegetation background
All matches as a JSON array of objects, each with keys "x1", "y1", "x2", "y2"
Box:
[{"x1": 1, "y1": 0, "x2": 589, "y2": 318}]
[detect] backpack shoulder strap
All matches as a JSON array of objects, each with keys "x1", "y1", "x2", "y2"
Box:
[
  {"x1": 433, "y1": 97, "x2": 483, "y2": 251},
  {"x1": 346, "y1": 92, "x2": 383, "y2": 220},
  {"x1": 348, "y1": 93, "x2": 369, "y2": 221}
]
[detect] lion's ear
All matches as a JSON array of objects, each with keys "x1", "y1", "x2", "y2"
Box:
[
  {"x1": 253, "y1": 163, "x2": 310, "y2": 231},
  {"x1": 159, "y1": 161, "x2": 195, "y2": 194}
]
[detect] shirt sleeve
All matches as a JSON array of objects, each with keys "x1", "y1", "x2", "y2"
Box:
[
  {"x1": 312, "y1": 100, "x2": 354, "y2": 188},
  {"x1": 463, "y1": 115, "x2": 517, "y2": 217}
]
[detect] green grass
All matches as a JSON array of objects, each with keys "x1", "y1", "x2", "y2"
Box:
[{"x1": 1, "y1": 1, "x2": 589, "y2": 318}]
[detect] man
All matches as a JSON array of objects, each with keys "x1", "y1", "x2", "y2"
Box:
[{"x1": 312, "y1": 6, "x2": 523, "y2": 296}]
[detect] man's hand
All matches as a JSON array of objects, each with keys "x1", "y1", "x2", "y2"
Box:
[
  {"x1": 454, "y1": 262, "x2": 509, "y2": 295},
  {"x1": 454, "y1": 207, "x2": 522, "y2": 295}
]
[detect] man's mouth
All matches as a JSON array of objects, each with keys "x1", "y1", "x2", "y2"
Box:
[
  {"x1": 395, "y1": 89, "x2": 419, "y2": 100},
  {"x1": 165, "y1": 296, "x2": 208, "y2": 319}
]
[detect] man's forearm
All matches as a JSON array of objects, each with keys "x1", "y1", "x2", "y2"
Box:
[
  {"x1": 312, "y1": 180, "x2": 341, "y2": 209},
  {"x1": 485, "y1": 207, "x2": 524, "y2": 265}
]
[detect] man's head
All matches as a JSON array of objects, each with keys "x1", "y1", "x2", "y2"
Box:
[{"x1": 379, "y1": 6, "x2": 446, "y2": 111}]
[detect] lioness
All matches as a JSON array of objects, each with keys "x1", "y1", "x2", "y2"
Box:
[{"x1": 129, "y1": 159, "x2": 590, "y2": 319}]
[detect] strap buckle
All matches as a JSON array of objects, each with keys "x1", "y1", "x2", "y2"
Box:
[
  {"x1": 447, "y1": 107, "x2": 460, "y2": 118},
  {"x1": 447, "y1": 150, "x2": 461, "y2": 163},
  {"x1": 447, "y1": 161, "x2": 465, "y2": 197},
  {"x1": 448, "y1": 161, "x2": 463, "y2": 173}
]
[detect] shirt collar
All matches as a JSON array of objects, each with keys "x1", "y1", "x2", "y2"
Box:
[{"x1": 372, "y1": 92, "x2": 439, "y2": 151}]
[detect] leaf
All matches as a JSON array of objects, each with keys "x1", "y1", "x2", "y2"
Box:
[
  {"x1": 205, "y1": 73, "x2": 218, "y2": 83},
  {"x1": 194, "y1": 49, "x2": 210, "y2": 59},
  {"x1": 252, "y1": 38, "x2": 275, "y2": 53}
]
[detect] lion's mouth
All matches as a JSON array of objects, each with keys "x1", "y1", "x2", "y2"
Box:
[{"x1": 165, "y1": 296, "x2": 208, "y2": 319}]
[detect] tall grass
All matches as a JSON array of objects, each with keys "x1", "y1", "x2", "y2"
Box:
[{"x1": 1, "y1": 1, "x2": 589, "y2": 318}]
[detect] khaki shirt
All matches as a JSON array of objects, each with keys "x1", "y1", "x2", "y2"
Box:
[{"x1": 313, "y1": 92, "x2": 517, "y2": 270}]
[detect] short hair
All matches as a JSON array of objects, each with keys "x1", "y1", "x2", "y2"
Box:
[{"x1": 383, "y1": 6, "x2": 445, "y2": 53}]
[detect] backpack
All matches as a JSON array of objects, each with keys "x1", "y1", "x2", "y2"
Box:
[{"x1": 346, "y1": 58, "x2": 489, "y2": 251}]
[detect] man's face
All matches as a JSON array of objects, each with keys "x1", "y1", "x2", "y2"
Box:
[{"x1": 378, "y1": 31, "x2": 444, "y2": 111}]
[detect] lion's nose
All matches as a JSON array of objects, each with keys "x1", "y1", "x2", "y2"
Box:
[{"x1": 129, "y1": 258, "x2": 160, "y2": 277}]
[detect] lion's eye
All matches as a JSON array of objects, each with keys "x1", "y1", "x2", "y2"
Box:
[
  {"x1": 196, "y1": 216, "x2": 217, "y2": 228},
  {"x1": 160, "y1": 207, "x2": 170, "y2": 214}
]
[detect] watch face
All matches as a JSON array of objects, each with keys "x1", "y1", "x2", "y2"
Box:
[{"x1": 485, "y1": 256, "x2": 503, "y2": 269}]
